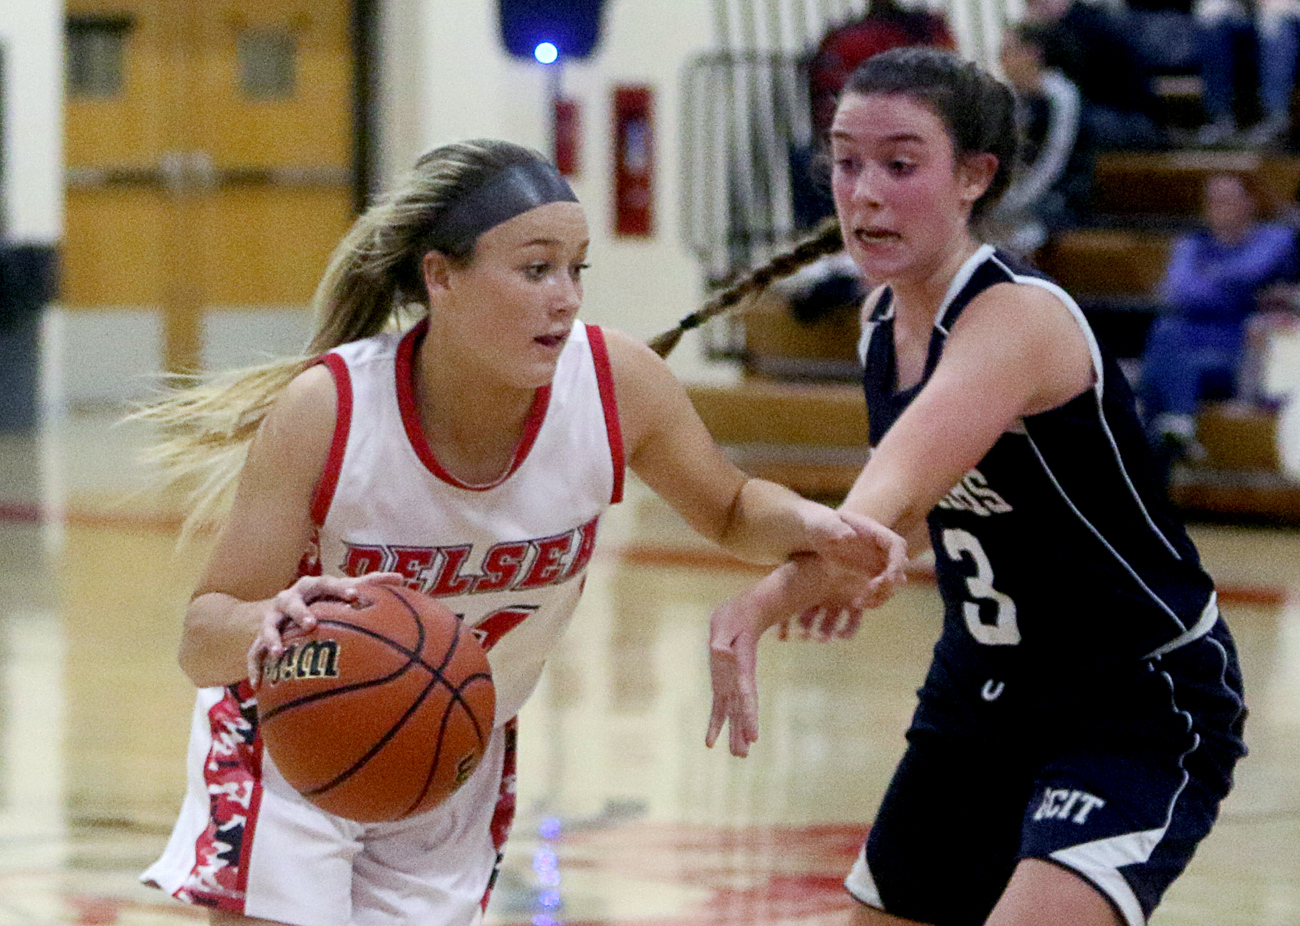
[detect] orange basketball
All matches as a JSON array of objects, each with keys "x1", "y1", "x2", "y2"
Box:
[{"x1": 255, "y1": 584, "x2": 495, "y2": 823}]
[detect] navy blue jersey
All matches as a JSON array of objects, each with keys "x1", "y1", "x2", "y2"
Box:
[{"x1": 861, "y1": 246, "x2": 1221, "y2": 738}]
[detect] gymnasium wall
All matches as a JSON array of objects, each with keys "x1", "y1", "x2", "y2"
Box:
[
  {"x1": 0, "y1": 0, "x2": 63, "y2": 245},
  {"x1": 32, "y1": 0, "x2": 742, "y2": 409},
  {"x1": 376, "y1": 0, "x2": 727, "y2": 384},
  {"x1": 24, "y1": 0, "x2": 1300, "y2": 410},
  {"x1": 22, "y1": 0, "x2": 1034, "y2": 409}
]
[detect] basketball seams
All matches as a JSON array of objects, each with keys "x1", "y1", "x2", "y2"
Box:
[
  {"x1": 377, "y1": 585, "x2": 427, "y2": 655},
  {"x1": 451, "y1": 673, "x2": 493, "y2": 745},
  {"x1": 303, "y1": 669, "x2": 447, "y2": 799},
  {"x1": 298, "y1": 659, "x2": 491, "y2": 807},
  {"x1": 281, "y1": 587, "x2": 490, "y2": 816},
  {"x1": 260, "y1": 588, "x2": 434, "y2": 722},
  {"x1": 401, "y1": 671, "x2": 494, "y2": 819},
  {"x1": 303, "y1": 669, "x2": 490, "y2": 810},
  {"x1": 259, "y1": 613, "x2": 474, "y2": 724},
  {"x1": 378, "y1": 585, "x2": 470, "y2": 680},
  {"x1": 402, "y1": 677, "x2": 463, "y2": 818},
  {"x1": 259, "y1": 667, "x2": 413, "y2": 722},
  {"x1": 257, "y1": 615, "x2": 421, "y2": 723}
]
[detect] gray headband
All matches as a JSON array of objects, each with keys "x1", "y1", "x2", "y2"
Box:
[{"x1": 424, "y1": 160, "x2": 578, "y2": 254}]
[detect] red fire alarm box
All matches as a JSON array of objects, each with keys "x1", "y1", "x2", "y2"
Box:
[
  {"x1": 554, "y1": 97, "x2": 580, "y2": 176},
  {"x1": 612, "y1": 86, "x2": 653, "y2": 236}
]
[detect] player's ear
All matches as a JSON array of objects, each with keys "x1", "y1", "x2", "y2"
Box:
[
  {"x1": 421, "y1": 251, "x2": 454, "y2": 297},
  {"x1": 957, "y1": 153, "x2": 998, "y2": 208}
]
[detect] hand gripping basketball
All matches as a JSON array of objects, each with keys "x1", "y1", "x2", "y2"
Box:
[
  {"x1": 247, "y1": 572, "x2": 406, "y2": 685},
  {"x1": 253, "y1": 582, "x2": 496, "y2": 823}
]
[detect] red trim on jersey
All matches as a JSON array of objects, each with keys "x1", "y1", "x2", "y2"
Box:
[
  {"x1": 176, "y1": 683, "x2": 263, "y2": 912},
  {"x1": 482, "y1": 718, "x2": 519, "y2": 912},
  {"x1": 395, "y1": 318, "x2": 552, "y2": 491},
  {"x1": 310, "y1": 353, "x2": 353, "y2": 526},
  {"x1": 586, "y1": 325, "x2": 625, "y2": 504},
  {"x1": 233, "y1": 685, "x2": 265, "y2": 901}
]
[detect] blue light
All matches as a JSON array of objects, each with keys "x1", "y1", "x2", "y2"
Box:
[
  {"x1": 539, "y1": 889, "x2": 563, "y2": 910},
  {"x1": 532, "y1": 847, "x2": 558, "y2": 871},
  {"x1": 534, "y1": 42, "x2": 559, "y2": 64}
]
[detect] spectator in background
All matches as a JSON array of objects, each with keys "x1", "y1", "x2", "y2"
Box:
[
  {"x1": 806, "y1": 0, "x2": 955, "y2": 142},
  {"x1": 793, "y1": 0, "x2": 955, "y2": 229},
  {"x1": 1024, "y1": 0, "x2": 1169, "y2": 149},
  {"x1": 1194, "y1": 0, "x2": 1300, "y2": 146},
  {"x1": 1240, "y1": 175, "x2": 1300, "y2": 402},
  {"x1": 1138, "y1": 172, "x2": 1296, "y2": 482},
  {"x1": 986, "y1": 23, "x2": 1092, "y2": 255}
]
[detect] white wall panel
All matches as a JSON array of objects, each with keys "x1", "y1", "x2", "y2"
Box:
[{"x1": 0, "y1": 0, "x2": 63, "y2": 243}]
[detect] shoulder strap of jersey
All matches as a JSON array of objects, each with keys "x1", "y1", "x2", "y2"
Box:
[
  {"x1": 309, "y1": 352, "x2": 353, "y2": 526},
  {"x1": 585, "y1": 324, "x2": 626, "y2": 504}
]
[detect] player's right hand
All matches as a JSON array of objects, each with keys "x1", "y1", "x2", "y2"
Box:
[
  {"x1": 247, "y1": 572, "x2": 405, "y2": 687},
  {"x1": 821, "y1": 509, "x2": 908, "y2": 600},
  {"x1": 777, "y1": 604, "x2": 863, "y2": 641}
]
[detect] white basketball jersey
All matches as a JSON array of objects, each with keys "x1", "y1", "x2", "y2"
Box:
[{"x1": 310, "y1": 319, "x2": 623, "y2": 723}]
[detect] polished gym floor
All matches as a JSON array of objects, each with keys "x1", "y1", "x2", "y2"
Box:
[{"x1": 0, "y1": 411, "x2": 1297, "y2": 926}]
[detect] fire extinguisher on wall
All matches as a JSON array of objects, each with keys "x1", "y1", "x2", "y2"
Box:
[{"x1": 612, "y1": 86, "x2": 653, "y2": 237}]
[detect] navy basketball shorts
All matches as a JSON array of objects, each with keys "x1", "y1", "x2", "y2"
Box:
[{"x1": 845, "y1": 632, "x2": 1247, "y2": 926}]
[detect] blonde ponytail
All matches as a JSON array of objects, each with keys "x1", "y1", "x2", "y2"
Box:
[
  {"x1": 132, "y1": 359, "x2": 310, "y2": 537},
  {"x1": 649, "y1": 218, "x2": 844, "y2": 358}
]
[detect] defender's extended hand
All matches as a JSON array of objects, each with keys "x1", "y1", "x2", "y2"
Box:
[{"x1": 706, "y1": 595, "x2": 763, "y2": 757}]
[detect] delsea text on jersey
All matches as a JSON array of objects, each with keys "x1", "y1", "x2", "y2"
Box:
[{"x1": 338, "y1": 515, "x2": 600, "y2": 596}]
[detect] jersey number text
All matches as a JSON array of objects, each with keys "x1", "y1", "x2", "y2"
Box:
[{"x1": 940, "y1": 528, "x2": 1020, "y2": 646}]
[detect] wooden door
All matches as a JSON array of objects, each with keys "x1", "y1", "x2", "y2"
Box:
[{"x1": 63, "y1": 0, "x2": 355, "y2": 372}]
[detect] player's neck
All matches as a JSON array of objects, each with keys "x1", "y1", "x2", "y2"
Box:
[
  {"x1": 411, "y1": 344, "x2": 539, "y2": 485},
  {"x1": 886, "y1": 234, "x2": 981, "y2": 332}
]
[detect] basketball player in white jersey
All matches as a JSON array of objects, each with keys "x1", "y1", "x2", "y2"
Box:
[
  {"x1": 137, "y1": 140, "x2": 906, "y2": 926},
  {"x1": 680, "y1": 48, "x2": 1247, "y2": 926}
]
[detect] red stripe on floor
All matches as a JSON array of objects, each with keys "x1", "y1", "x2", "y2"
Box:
[{"x1": 0, "y1": 500, "x2": 191, "y2": 534}]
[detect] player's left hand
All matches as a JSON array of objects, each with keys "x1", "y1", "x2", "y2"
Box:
[
  {"x1": 706, "y1": 594, "x2": 762, "y2": 758},
  {"x1": 827, "y1": 508, "x2": 908, "y2": 581}
]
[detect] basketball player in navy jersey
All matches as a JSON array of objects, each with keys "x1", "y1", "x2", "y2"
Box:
[{"x1": 698, "y1": 48, "x2": 1247, "y2": 926}]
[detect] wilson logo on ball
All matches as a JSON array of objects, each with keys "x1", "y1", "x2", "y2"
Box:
[{"x1": 264, "y1": 639, "x2": 342, "y2": 685}]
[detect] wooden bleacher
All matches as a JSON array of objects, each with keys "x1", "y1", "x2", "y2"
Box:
[{"x1": 687, "y1": 150, "x2": 1300, "y2": 522}]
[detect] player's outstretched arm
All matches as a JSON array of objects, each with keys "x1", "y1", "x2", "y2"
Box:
[
  {"x1": 605, "y1": 328, "x2": 904, "y2": 576},
  {"x1": 840, "y1": 283, "x2": 1094, "y2": 535}
]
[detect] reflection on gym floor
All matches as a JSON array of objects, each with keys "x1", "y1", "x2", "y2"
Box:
[{"x1": 0, "y1": 412, "x2": 1297, "y2": 925}]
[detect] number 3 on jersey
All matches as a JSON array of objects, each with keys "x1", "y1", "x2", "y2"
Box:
[{"x1": 940, "y1": 528, "x2": 1020, "y2": 645}]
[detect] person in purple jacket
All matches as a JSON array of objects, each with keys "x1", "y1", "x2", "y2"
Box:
[{"x1": 1138, "y1": 171, "x2": 1297, "y2": 482}]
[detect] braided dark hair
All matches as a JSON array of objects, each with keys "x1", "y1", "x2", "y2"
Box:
[
  {"x1": 651, "y1": 49, "x2": 1017, "y2": 359},
  {"x1": 649, "y1": 218, "x2": 844, "y2": 357}
]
